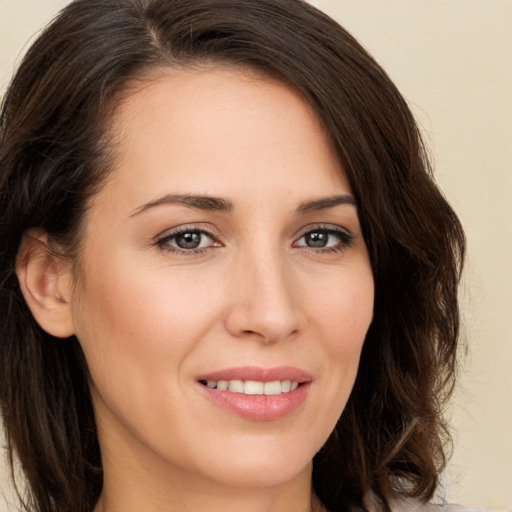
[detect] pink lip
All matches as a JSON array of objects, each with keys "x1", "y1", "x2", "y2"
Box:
[
  {"x1": 196, "y1": 366, "x2": 312, "y2": 421},
  {"x1": 197, "y1": 365, "x2": 313, "y2": 383}
]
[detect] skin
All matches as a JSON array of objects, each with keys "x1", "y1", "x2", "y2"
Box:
[{"x1": 19, "y1": 68, "x2": 374, "y2": 512}]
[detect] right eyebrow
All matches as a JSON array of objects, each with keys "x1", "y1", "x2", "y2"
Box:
[{"x1": 129, "y1": 194, "x2": 234, "y2": 217}]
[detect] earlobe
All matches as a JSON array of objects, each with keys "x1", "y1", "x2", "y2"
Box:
[{"x1": 16, "y1": 229, "x2": 76, "y2": 338}]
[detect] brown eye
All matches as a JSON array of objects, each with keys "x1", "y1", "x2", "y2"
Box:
[
  {"x1": 295, "y1": 227, "x2": 354, "y2": 251},
  {"x1": 304, "y1": 231, "x2": 329, "y2": 248},
  {"x1": 174, "y1": 232, "x2": 204, "y2": 249}
]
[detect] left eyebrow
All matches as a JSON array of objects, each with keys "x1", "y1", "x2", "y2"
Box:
[{"x1": 296, "y1": 194, "x2": 357, "y2": 214}]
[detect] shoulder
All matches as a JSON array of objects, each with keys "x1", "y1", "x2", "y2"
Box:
[
  {"x1": 362, "y1": 493, "x2": 502, "y2": 512},
  {"x1": 389, "y1": 497, "x2": 491, "y2": 512}
]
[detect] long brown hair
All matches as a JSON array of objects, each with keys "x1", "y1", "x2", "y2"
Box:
[{"x1": 0, "y1": 1, "x2": 465, "y2": 511}]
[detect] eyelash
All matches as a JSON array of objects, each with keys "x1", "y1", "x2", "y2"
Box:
[
  {"x1": 294, "y1": 225, "x2": 354, "y2": 254},
  {"x1": 155, "y1": 226, "x2": 218, "y2": 255},
  {"x1": 155, "y1": 225, "x2": 354, "y2": 255}
]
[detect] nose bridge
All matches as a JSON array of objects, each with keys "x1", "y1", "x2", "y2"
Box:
[{"x1": 226, "y1": 239, "x2": 301, "y2": 342}]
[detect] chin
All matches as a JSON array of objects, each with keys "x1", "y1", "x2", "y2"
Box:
[
  {"x1": 204, "y1": 460, "x2": 312, "y2": 489},
  {"x1": 187, "y1": 437, "x2": 316, "y2": 489}
]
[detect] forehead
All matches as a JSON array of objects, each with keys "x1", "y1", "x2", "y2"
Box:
[{"x1": 98, "y1": 66, "x2": 349, "y2": 210}]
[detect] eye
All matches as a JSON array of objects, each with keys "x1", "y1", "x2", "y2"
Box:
[
  {"x1": 294, "y1": 227, "x2": 353, "y2": 251},
  {"x1": 156, "y1": 227, "x2": 218, "y2": 252}
]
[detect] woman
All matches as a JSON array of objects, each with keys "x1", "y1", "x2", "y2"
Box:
[{"x1": 0, "y1": 0, "x2": 467, "y2": 511}]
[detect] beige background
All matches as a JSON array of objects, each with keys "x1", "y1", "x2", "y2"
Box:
[{"x1": 1, "y1": 0, "x2": 511, "y2": 510}]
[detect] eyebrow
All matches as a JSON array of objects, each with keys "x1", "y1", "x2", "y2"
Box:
[
  {"x1": 130, "y1": 192, "x2": 357, "y2": 217},
  {"x1": 130, "y1": 194, "x2": 234, "y2": 216},
  {"x1": 296, "y1": 194, "x2": 357, "y2": 214}
]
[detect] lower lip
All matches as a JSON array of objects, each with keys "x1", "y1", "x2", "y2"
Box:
[{"x1": 198, "y1": 382, "x2": 311, "y2": 421}]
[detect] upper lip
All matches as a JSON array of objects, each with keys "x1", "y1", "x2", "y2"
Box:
[{"x1": 197, "y1": 366, "x2": 313, "y2": 383}]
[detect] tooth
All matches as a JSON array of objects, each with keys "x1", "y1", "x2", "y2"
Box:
[
  {"x1": 206, "y1": 378, "x2": 300, "y2": 394},
  {"x1": 228, "y1": 380, "x2": 244, "y2": 393},
  {"x1": 263, "y1": 381, "x2": 282, "y2": 395},
  {"x1": 244, "y1": 381, "x2": 264, "y2": 395},
  {"x1": 217, "y1": 380, "x2": 228, "y2": 390}
]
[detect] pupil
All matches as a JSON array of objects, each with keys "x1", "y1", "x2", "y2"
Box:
[
  {"x1": 176, "y1": 232, "x2": 201, "y2": 249},
  {"x1": 306, "y1": 231, "x2": 328, "y2": 247}
]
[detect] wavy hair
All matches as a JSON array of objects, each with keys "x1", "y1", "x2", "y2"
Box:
[{"x1": 0, "y1": 1, "x2": 465, "y2": 511}]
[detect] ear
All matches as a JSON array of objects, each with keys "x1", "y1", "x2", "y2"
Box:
[{"x1": 16, "y1": 229, "x2": 76, "y2": 338}]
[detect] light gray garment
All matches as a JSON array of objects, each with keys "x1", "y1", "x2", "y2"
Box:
[{"x1": 390, "y1": 498, "x2": 504, "y2": 512}]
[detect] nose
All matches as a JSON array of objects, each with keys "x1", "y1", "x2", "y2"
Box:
[{"x1": 224, "y1": 248, "x2": 304, "y2": 344}]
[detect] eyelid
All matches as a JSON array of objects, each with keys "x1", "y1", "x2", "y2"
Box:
[
  {"x1": 155, "y1": 223, "x2": 221, "y2": 241},
  {"x1": 154, "y1": 224, "x2": 223, "y2": 253},
  {"x1": 293, "y1": 224, "x2": 355, "y2": 250},
  {"x1": 295, "y1": 223, "x2": 353, "y2": 239}
]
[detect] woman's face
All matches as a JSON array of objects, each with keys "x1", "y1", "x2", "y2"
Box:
[{"x1": 70, "y1": 68, "x2": 374, "y2": 490}]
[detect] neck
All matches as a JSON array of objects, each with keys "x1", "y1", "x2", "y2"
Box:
[
  {"x1": 94, "y1": 431, "x2": 323, "y2": 512},
  {"x1": 95, "y1": 491, "x2": 324, "y2": 512},
  {"x1": 94, "y1": 469, "x2": 324, "y2": 512}
]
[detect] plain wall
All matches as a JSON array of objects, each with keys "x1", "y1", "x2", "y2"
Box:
[{"x1": 1, "y1": 0, "x2": 511, "y2": 510}]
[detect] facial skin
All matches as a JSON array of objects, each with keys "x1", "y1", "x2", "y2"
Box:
[{"x1": 57, "y1": 68, "x2": 374, "y2": 511}]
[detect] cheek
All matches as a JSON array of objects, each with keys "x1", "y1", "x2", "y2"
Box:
[
  {"x1": 308, "y1": 264, "x2": 374, "y2": 347},
  {"x1": 70, "y1": 254, "x2": 225, "y2": 390},
  {"x1": 306, "y1": 267, "x2": 374, "y2": 401}
]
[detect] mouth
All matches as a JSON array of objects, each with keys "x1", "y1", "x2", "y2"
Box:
[{"x1": 196, "y1": 366, "x2": 312, "y2": 421}]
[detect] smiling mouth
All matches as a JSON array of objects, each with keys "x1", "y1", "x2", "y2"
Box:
[
  {"x1": 199, "y1": 379, "x2": 301, "y2": 395},
  {"x1": 197, "y1": 368, "x2": 311, "y2": 420}
]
